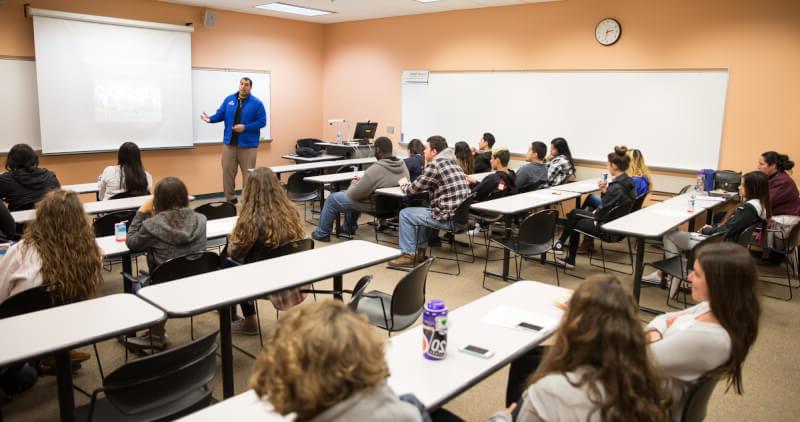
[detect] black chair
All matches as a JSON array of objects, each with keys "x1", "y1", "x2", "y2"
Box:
[
  {"x1": 93, "y1": 210, "x2": 138, "y2": 272},
  {"x1": 679, "y1": 185, "x2": 694, "y2": 195},
  {"x1": 483, "y1": 210, "x2": 560, "y2": 291},
  {"x1": 355, "y1": 258, "x2": 433, "y2": 336},
  {"x1": 755, "y1": 223, "x2": 799, "y2": 300},
  {"x1": 109, "y1": 191, "x2": 149, "y2": 200},
  {"x1": 680, "y1": 376, "x2": 719, "y2": 422},
  {"x1": 413, "y1": 194, "x2": 476, "y2": 276},
  {"x1": 286, "y1": 171, "x2": 319, "y2": 222},
  {"x1": 194, "y1": 202, "x2": 237, "y2": 251},
  {"x1": 347, "y1": 275, "x2": 373, "y2": 312},
  {"x1": 366, "y1": 194, "x2": 403, "y2": 245},
  {"x1": 632, "y1": 192, "x2": 648, "y2": 212},
  {"x1": 573, "y1": 202, "x2": 636, "y2": 275},
  {"x1": 735, "y1": 223, "x2": 759, "y2": 247},
  {"x1": 644, "y1": 232, "x2": 726, "y2": 309},
  {"x1": 74, "y1": 331, "x2": 218, "y2": 422}
]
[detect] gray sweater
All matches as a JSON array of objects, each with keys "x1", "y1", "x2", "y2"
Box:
[
  {"x1": 515, "y1": 162, "x2": 549, "y2": 192},
  {"x1": 346, "y1": 157, "x2": 409, "y2": 210},
  {"x1": 126, "y1": 208, "x2": 207, "y2": 271},
  {"x1": 311, "y1": 382, "x2": 421, "y2": 422}
]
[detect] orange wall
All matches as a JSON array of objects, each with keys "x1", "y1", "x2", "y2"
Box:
[
  {"x1": 321, "y1": 0, "x2": 800, "y2": 181},
  {"x1": 0, "y1": 0, "x2": 324, "y2": 195}
]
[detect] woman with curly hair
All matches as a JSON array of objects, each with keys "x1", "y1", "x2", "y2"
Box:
[
  {"x1": 497, "y1": 274, "x2": 671, "y2": 422},
  {"x1": 225, "y1": 167, "x2": 308, "y2": 335},
  {"x1": 250, "y1": 300, "x2": 422, "y2": 421}
]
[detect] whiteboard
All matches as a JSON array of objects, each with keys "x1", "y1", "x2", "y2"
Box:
[
  {"x1": 402, "y1": 70, "x2": 729, "y2": 170},
  {"x1": 192, "y1": 68, "x2": 271, "y2": 144},
  {"x1": 0, "y1": 58, "x2": 42, "y2": 152}
]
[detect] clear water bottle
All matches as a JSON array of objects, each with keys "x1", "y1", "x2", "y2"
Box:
[
  {"x1": 687, "y1": 193, "x2": 696, "y2": 213},
  {"x1": 336, "y1": 129, "x2": 343, "y2": 144},
  {"x1": 422, "y1": 299, "x2": 448, "y2": 360}
]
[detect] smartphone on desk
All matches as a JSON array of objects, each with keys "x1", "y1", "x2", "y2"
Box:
[{"x1": 459, "y1": 344, "x2": 495, "y2": 359}]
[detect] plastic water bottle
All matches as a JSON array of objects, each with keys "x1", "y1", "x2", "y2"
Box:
[
  {"x1": 687, "y1": 193, "x2": 696, "y2": 213},
  {"x1": 422, "y1": 299, "x2": 449, "y2": 360},
  {"x1": 114, "y1": 222, "x2": 127, "y2": 242},
  {"x1": 336, "y1": 129, "x2": 343, "y2": 144}
]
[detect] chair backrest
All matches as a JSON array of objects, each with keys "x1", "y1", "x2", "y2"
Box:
[
  {"x1": 296, "y1": 138, "x2": 323, "y2": 152},
  {"x1": 102, "y1": 330, "x2": 218, "y2": 417},
  {"x1": 786, "y1": 223, "x2": 800, "y2": 252},
  {"x1": 735, "y1": 223, "x2": 760, "y2": 246},
  {"x1": 150, "y1": 252, "x2": 220, "y2": 285},
  {"x1": 336, "y1": 165, "x2": 359, "y2": 174},
  {"x1": 679, "y1": 185, "x2": 694, "y2": 195},
  {"x1": 347, "y1": 275, "x2": 373, "y2": 312},
  {"x1": 0, "y1": 284, "x2": 57, "y2": 319},
  {"x1": 370, "y1": 194, "x2": 402, "y2": 219},
  {"x1": 93, "y1": 210, "x2": 137, "y2": 237},
  {"x1": 242, "y1": 238, "x2": 315, "y2": 265},
  {"x1": 686, "y1": 232, "x2": 726, "y2": 272},
  {"x1": 194, "y1": 202, "x2": 237, "y2": 220},
  {"x1": 390, "y1": 258, "x2": 433, "y2": 327},
  {"x1": 286, "y1": 171, "x2": 318, "y2": 195},
  {"x1": 109, "y1": 191, "x2": 150, "y2": 200},
  {"x1": 450, "y1": 194, "x2": 476, "y2": 232},
  {"x1": 680, "y1": 376, "x2": 719, "y2": 422},
  {"x1": 518, "y1": 209, "x2": 559, "y2": 246},
  {"x1": 597, "y1": 203, "x2": 634, "y2": 242},
  {"x1": 632, "y1": 192, "x2": 649, "y2": 212}
]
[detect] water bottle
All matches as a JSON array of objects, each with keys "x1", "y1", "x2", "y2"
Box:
[
  {"x1": 336, "y1": 129, "x2": 343, "y2": 144},
  {"x1": 687, "y1": 193, "x2": 696, "y2": 213},
  {"x1": 601, "y1": 172, "x2": 609, "y2": 184},
  {"x1": 422, "y1": 299, "x2": 449, "y2": 360},
  {"x1": 114, "y1": 222, "x2": 127, "y2": 242}
]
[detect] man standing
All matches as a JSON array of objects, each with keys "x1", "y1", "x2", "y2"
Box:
[
  {"x1": 390, "y1": 136, "x2": 471, "y2": 267},
  {"x1": 201, "y1": 77, "x2": 267, "y2": 203}
]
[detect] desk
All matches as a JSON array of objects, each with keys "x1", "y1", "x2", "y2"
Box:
[
  {"x1": 139, "y1": 240, "x2": 401, "y2": 399},
  {"x1": 304, "y1": 171, "x2": 366, "y2": 232},
  {"x1": 11, "y1": 195, "x2": 152, "y2": 223},
  {"x1": 62, "y1": 182, "x2": 99, "y2": 195},
  {"x1": 265, "y1": 157, "x2": 376, "y2": 177},
  {"x1": 179, "y1": 281, "x2": 566, "y2": 420},
  {"x1": 281, "y1": 153, "x2": 343, "y2": 163},
  {"x1": 470, "y1": 189, "x2": 581, "y2": 281},
  {"x1": 550, "y1": 179, "x2": 600, "y2": 207},
  {"x1": 0, "y1": 294, "x2": 166, "y2": 422},
  {"x1": 602, "y1": 193, "x2": 722, "y2": 313}
]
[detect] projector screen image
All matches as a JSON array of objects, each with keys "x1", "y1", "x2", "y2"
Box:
[{"x1": 94, "y1": 80, "x2": 162, "y2": 123}]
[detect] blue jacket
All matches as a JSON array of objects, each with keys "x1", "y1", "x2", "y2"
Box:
[{"x1": 208, "y1": 93, "x2": 267, "y2": 148}]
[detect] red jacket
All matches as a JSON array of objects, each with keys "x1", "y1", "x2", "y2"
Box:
[{"x1": 769, "y1": 171, "x2": 800, "y2": 216}]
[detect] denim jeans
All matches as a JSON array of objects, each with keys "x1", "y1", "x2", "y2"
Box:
[
  {"x1": 398, "y1": 207, "x2": 453, "y2": 254},
  {"x1": 313, "y1": 191, "x2": 362, "y2": 237},
  {"x1": 583, "y1": 194, "x2": 602, "y2": 210}
]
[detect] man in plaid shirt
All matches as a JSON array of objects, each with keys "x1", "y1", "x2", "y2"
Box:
[{"x1": 390, "y1": 135, "x2": 471, "y2": 267}]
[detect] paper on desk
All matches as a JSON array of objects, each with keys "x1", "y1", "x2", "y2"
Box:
[{"x1": 481, "y1": 306, "x2": 560, "y2": 336}]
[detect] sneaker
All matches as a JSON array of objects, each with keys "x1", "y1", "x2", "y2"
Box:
[
  {"x1": 389, "y1": 253, "x2": 415, "y2": 268},
  {"x1": 642, "y1": 270, "x2": 663, "y2": 285},
  {"x1": 555, "y1": 258, "x2": 575, "y2": 269},
  {"x1": 231, "y1": 319, "x2": 259, "y2": 336},
  {"x1": 126, "y1": 334, "x2": 170, "y2": 351},
  {"x1": 553, "y1": 241, "x2": 566, "y2": 255},
  {"x1": 311, "y1": 231, "x2": 330, "y2": 242}
]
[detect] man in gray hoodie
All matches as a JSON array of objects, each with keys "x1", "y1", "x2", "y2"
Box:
[{"x1": 312, "y1": 137, "x2": 409, "y2": 242}]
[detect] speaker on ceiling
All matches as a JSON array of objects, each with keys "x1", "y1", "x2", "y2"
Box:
[{"x1": 203, "y1": 10, "x2": 217, "y2": 28}]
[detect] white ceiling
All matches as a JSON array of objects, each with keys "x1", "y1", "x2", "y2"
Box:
[{"x1": 159, "y1": 0, "x2": 560, "y2": 24}]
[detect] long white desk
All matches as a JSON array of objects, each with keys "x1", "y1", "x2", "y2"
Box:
[
  {"x1": 266, "y1": 157, "x2": 376, "y2": 175},
  {"x1": 62, "y1": 182, "x2": 99, "y2": 195},
  {"x1": 0, "y1": 294, "x2": 166, "y2": 422},
  {"x1": 139, "y1": 240, "x2": 401, "y2": 399},
  {"x1": 281, "y1": 153, "x2": 343, "y2": 163},
  {"x1": 179, "y1": 281, "x2": 566, "y2": 420},
  {"x1": 11, "y1": 195, "x2": 152, "y2": 223},
  {"x1": 373, "y1": 172, "x2": 493, "y2": 199}
]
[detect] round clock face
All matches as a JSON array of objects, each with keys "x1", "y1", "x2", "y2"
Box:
[{"x1": 596, "y1": 18, "x2": 621, "y2": 46}]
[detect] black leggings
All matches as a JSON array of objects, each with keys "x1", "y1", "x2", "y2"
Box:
[
  {"x1": 221, "y1": 248, "x2": 257, "y2": 319},
  {"x1": 557, "y1": 209, "x2": 599, "y2": 264},
  {"x1": 505, "y1": 346, "x2": 548, "y2": 407}
]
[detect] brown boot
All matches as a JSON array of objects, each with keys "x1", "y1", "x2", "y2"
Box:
[{"x1": 389, "y1": 253, "x2": 415, "y2": 268}]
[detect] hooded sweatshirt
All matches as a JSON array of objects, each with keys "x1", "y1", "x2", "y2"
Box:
[
  {"x1": 0, "y1": 168, "x2": 61, "y2": 211},
  {"x1": 701, "y1": 198, "x2": 767, "y2": 241},
  {"x1": 126, "y1": 208, "x2": 207, "y2": 272},
  {"x1": 347, "y1": 157, "x2": 409, "y2": 211},
  {"x1": 310, "y1": 383, "x2": 421, "y2": 422}
]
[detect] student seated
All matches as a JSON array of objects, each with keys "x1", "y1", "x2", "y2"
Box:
[
  {"x1": 515, "y1": 141, "x2": 549, "y2": 193},
  {"x1": 391, "y1": 136, "x2": 471, "y2": 267},
  {"x1": 403, "y1": 138, "x2": 426, "y2": 182},
  {"x1": 758, "y1": 151, "x2": 799, "y2": 217},
  {"x1": 495, "y1": 274, "x2": 671, "y2": 422},
  {"x1": 0, "y1": 201, "x2": 14, "y2": 243},
  {"x1": 468, "y1": 148, "x2": 515, "y2": 202},
  {"x1": 312, "y1": 137, "x2": 408, "y2": 242},
  {"x1": 0, "y1": 144, "x2": 60, "y2": 211},
  {"x1": 472, "y1": 132, "x2": 496, "y2": 173},
  {"x1": 584, "y1": 147, "x2": 651, "y2": 211},
  {"x1": 0, "y1": 190, "x2": 103, "y2": 373},
  {"x1": 545, "y1": 137, "x2": 575, "y2": 186},
  {"x1": 643, "y1": 171, "x2": 771, "y2": 287},
  {"x1": 251, "y1": 300, "x2": 423, "y2": 421},
  {"x1": 554, "y1": 147, "x2": 637, "y2": 268},
  {"x1": 646, "y1": 243, "x2": 760, "y2": 417},
  {"x1": 98, "y1": 141, "x2": 153, "y2": 200},
  {"x1": 454, "y1": 141, "x2": 475, "y2": 175},
  {"x1": 226, "y1": 167, "x2": 309, "y2": 335},
  {"x1": 125, "y1": 177, "x2": 207, "y2": 350}
]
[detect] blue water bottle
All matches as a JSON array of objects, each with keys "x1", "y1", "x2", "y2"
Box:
[{"x1": 422, "y1": 299, "x2": 449, "y2": 360}]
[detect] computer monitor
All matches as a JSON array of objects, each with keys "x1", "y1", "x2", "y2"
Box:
[{"x1": 353, "y1": 121, "x2": 378, "y2": 141}]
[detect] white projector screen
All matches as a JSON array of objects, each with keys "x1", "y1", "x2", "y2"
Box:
[
  {"x1": 402, "y1": 71, "x2": 729, "y2": 171},
  {"x1": 32, "y1": 14, "x2": 193, "y2": 154}
]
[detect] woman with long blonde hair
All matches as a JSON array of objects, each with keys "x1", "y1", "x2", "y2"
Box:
[
  {"x1": 0, "y1": 189, "x2": 103, "y2": 304},
  {"x1": 628, "y1": 148, "x2": 653, "y2": 195},
  {"x1": 497, "y1": 274, "x2": 671, "y2": 422},
  {"x1": 226, "y1": 167, "x2": 308, "y2": 334}
]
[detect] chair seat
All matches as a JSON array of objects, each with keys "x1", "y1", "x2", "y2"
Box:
[
  {"x1": 647, "y1": 255, "x2": 686, "y2": 280},
  {"x1": 357, "y1": 291, "x2": 423, "y2": 331},
  {"x1": 288, "y1": 192, "x2": 318, "y2": 202},
  {"x1": 74, "y1": 388, "x2": 212, "y2": 422},
  {"x1": 491, "y1": 237, "x2": 552, "y2": 257},
  {"x1": 575, "y1": 228, "x2": 624, "y2": 243}
]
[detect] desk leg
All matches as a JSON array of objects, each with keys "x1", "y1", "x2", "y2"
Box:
[
  {"x1": 122, "y1": 253, "x2": 133, "y2": 293},
  {"x1": 484, "y1": 215, "x2": 516, "y2": 282},
  {"x1": 56, "y1": 351, "x2": 75, "y2": 422},
  {"x1": 333, "y1": 275, "x2": 343, "y2": 301},
  {"x1": 632, "y1": 237, "x2": 663, "y2": 315},
  {"x1": 218, "y1": 307, "x2": 235, "y2": 398}
]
